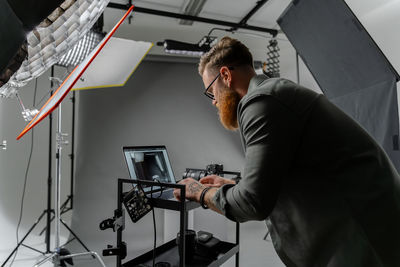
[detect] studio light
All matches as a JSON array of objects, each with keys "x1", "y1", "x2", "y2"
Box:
[
  {"x1": 17, "y1": 6, "x2": 134, "y2": 140},
  {"x1": 0, "y1": 0, "x2": 63, "y2": 89},
  {"x1": 0, "y1": 0, "x2": 110, "y2": 99},
  {"x1": 158, "y1": 36, "x2": 217, "y2": 57}
]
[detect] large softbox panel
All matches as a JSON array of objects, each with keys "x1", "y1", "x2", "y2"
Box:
[{"x1": 278, "y1": 0, "x2": 400, "y2": 172}]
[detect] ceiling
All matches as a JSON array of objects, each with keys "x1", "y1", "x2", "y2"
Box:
[
  {"x1": 109, "y1": 0, "x2": 290, "y2": 29},
  {"x1": 101, "y1": 0, "x2": 400, "y2": 83},
  {"x1": 103, "y1": 0, "x2": 293, "y2": 61}
]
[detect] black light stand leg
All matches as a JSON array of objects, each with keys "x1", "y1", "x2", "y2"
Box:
[
  {"x1": 61, "y1": 195, "x2": 72, "y2": 213},
  {"x1": 21, "y1": 244, "x2": 46, "y2": 255},
  {"x1": 263, "y1": 226, "x2": 270, "y2": 241},
  {"x1": 46, "y1": 67, "x2": 55, "y2": 253},
  {"x1": 1, "y1": 211, "x2": 47, "y2": 267},
  {"x1": 59, "y1": 218, "x2": 96, "y2": 258},
  {"x1": 179, "y1": 186, "x2": 186, "y2": 267},
  {"x1": 236, "y1": 222, "x2": 240, "y2": 267},
  {"x1": 296, "y1": 52, "x2": 300, "y2": 84},
  {"x1": 117, "y1": 180, "x2": 123, "y2": 267},
  {"x1": 69, "y1": 91, "x2": 76, "y2": 210}
]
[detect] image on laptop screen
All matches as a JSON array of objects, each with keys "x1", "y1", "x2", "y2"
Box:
[{"x1": 123, "y1": 146, "x2": 176, "y2": 191}]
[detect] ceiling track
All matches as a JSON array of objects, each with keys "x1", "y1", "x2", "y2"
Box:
[
  {"x1": 107, "y1": 2, "x2": 278, "y2": 36},
  {"x1": 239, "y1": 0, "x2": 270, "y2": 26}
]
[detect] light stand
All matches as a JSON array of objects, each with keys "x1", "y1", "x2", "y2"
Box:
[
  {"x1": 34, "y1": 78, "x2": 106, "y2": 267},
  {"x1": 46, "y1": 68, "x2": 55, "y2": 254},
  {"x1": 6, "y1": 7, "x2": 134, "y2": 266},
  {"x1": 1, "y1": 74, "x2": 106, "y2": 267},
  {"x1": 1, "y1": 77, "x2": 54, "y2": 267}
]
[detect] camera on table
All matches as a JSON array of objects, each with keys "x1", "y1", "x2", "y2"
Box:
[
  {"x1": 182, "y1": 164, "x2": 241, "y2": 183},
  {"x1": 182, "y1": 164, "x2": 224, "y2": 180}
]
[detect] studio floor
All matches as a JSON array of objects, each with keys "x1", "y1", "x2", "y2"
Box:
[{"x1": 1, "y1": 220, "x2": 284, "y2": 267}]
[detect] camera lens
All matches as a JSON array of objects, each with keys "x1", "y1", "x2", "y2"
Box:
[{"x1": 182, "y1": 169, "x2": 207, "y2": 180}]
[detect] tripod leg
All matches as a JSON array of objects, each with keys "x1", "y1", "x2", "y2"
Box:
[
  {"x1": 263, "y1": 230, "x2": 270, "y2": 241},
  {"x1": 21, "y1": 244, "x2": 47, "y2": 255},
  {"x1": 59, "y1": 218, "x2": 95, "y2": 258},
  {"x1": 59, "y1": 252, "x2": 107, "y2": 267},
  {"x1": 33, "y1": 252, "x2": 57, "y2": 267},
  {"x1": 1, "y1": 211, "x2": 47, "y2": 267}
]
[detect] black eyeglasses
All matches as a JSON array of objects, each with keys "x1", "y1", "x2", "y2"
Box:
[{"x1": 203, "y1": 67, "x2": 234, "y2": 100}]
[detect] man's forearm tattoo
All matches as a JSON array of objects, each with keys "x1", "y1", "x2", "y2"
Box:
[{"x1": 188, "y1": 182, "x2": 203, "y2": 195}]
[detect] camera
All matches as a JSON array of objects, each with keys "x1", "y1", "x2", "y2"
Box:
[
  {"x1": 182, "y1": 164, "x2": 224, "y2": 180},
  {"x1": 182, "y1": 164, "x2": 241, "y2": 183}
]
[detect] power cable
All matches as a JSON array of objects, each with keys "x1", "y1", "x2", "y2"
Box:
[{"x1": 9, "y1": 78, "x2": 38, "y2": 266}]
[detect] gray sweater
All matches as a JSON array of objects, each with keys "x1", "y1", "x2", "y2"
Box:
[{"x1": 213, "y1": 75, "x2": 400, "y2": 267}]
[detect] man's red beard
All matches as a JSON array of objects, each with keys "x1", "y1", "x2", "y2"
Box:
[{"x1": 216, "y1": 87, "x2": 240, "y2": 130}]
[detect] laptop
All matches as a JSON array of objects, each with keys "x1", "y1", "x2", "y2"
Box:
[{"x1": 123, "y1": 145, "x2": 177, "y2": 199}]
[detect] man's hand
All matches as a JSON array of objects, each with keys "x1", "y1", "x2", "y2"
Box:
[
  {"x1": 174, "y1": 177, "x2": 224, "y2": 215},
  {"x1": 173, "y1": 178, "x2": 205, "y2": 202},
  {"x1": 199, "y1": 175, "x2": 235, "y2": 188}
]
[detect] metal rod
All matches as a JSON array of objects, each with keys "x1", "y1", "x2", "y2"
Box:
[
  {"x1": 238, "y1": 0, "x2": 270, "y2": 26},
  {"x1": 117, "y1": 179, "x2": 123, "y2": 267},
  {"x1": 46, "y1": 67, "x2": 54, "y2": 253},
  {"x1": 179, "y1": 186, "x2": 186, "y2": 267},
  {"x1": 107, "y1": 3, "x2": 278, "y2": 36},
  {"x1": 21, "y1": 244, "x2": 46, "y2": 255},
  {"x1": 235, "y1": 222, "x2": 240, "y2": 267},
  {"x1": 296, "y1": 52, "x2": 300, "y2": 84},
  {"x1": 69, "y1": 91, "x2": 76, "y2": 209},
  {"x1": 55, "y1": 104, "x2": 62, "y2": 253}
]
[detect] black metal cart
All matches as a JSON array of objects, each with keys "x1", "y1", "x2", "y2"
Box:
[{"x1": 104, "y1": 178, "x2": 240, "y2": 267}]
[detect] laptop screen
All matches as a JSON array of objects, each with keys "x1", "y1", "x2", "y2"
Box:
[{"x1": 123, "y1": 146, "x2": 176, "y2": 190}]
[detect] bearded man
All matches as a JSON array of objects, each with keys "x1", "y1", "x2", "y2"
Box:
[{"x1": 173, "y1": 36, "x2": 400, "y2": 267}]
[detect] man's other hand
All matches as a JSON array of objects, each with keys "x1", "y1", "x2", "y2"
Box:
[
  {"x1": 199, "y1": 175, "x2": 235, "y2": 188},
  {"x1": 173, "y1": 178, "x2": 205, "y2": 202}
]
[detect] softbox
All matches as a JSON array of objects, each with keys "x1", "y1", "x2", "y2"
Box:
[{"x1": 278, "y1": 0, "x2": 400, "y2": 171}]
